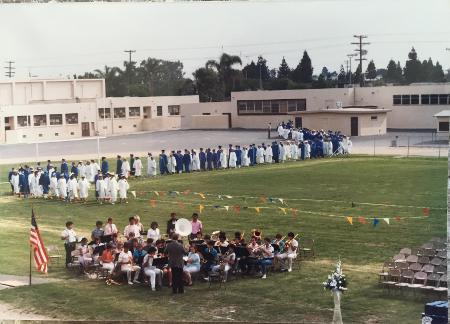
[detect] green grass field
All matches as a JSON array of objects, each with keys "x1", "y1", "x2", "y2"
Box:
[{"x1": 0, "y1": 156, "x2": 446, "y2": 323}]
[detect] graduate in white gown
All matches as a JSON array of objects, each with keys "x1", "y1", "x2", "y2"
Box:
[
  {"x1": 78, "y1": 175, "x2": 89, "y2": 202},
  {"x1": 347, "y1": 138, "x2": 353, "y2": 154},
  {"x1": 67, "y1": 174, "x2": 79, "y2": 202},
  {"x1": 192, "y1": 151, "x2": 200, "y2": 171},
  {"x1": 228, "y1": 149, "x2": 237, "y2": 168},
  {"x1": 147, "y1": 153, "x2": 157, "y2": 177},
  {"x1": 241, "y1": 147, "x2": 250, "y2": 167},
  {"x1": 277, "y1": 124, "x2": 284, "y2": 137},
  {"x1": 282, "y1": 128, "x2": 290, "y2": 140},
  {"x1": 96, "y1": 175, "x2": 107, "y2": 204},
  {"x1": 133, "y1": 157, "x2": 143, "y2": 177},
  {"x1": 298, "y1": 130, "x2": 304, "y2": 142},
  {"x1": 279, "y1": 144, "x2": 286, "y2": 162},
  {"x1": 10, "y1": 171, "x2": 20, "y2": 195},
  {"x1": 291, "y1": 142, "x2": 298, "y2": 160},
  {"x1": 49, "y1": 173, "x2": 58, "y2": 197},
  {"x1": 28, "y1": 171, "x2": 37, "y2": 197},
  {"x1": 264, "y1": 145, "x2": 273, "y2": 163},
  {"x1": 90, "y1": 160, "x2": 100, "y2": 181},
  {"x1": 304, "y1": 141, "x2": 311, "y2": 159},
  {"x1": 108, "y1": 174, "x2": 119, "y2": 204},
  {"x1": 57, "y1": 175, "x2": 67, "y2": 200},
  {"x1": 285, "y1": 142, "x2": 292, "y2": 160},
  {"x1": 78, "y1": 162, "x2": 86, "y2": 178},
  {"x1": 118, "y1": 175, "x2": 130, "y2": 204},
  {"x1": 220, "y1": 150, "x2": 228, "y2": 169},
  {"x1": 168, "y1": 152, "x2": 177, "y2": 174},
  {"x1": 121, "y1": 159, "x2": 131, "y2": 178},
  {"x1": 256, "y1": 146, "x2": 265, "y2": 164}
]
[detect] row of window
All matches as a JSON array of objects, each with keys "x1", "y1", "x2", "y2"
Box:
[
  {"x1": 17, "y1": 113, "x2": 78, "y2": 127},
  {"x1": 237, "y1": 99, "x2": 306, "y2": 115},
  {"x1": 393, "y1": 94, "x2": 450, "y2": 105},
  {"x1": 98, "y1": 105, "x2": 180, "y2": 119}
]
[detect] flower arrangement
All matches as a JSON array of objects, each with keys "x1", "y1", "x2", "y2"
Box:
[{"x1": 323, "y1": 260, "x2": 348, "y2": 292}]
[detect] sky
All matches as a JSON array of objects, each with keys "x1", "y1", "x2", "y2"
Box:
[{"x1": 1, "y1": 0, "x2": 449, "y2": 80}]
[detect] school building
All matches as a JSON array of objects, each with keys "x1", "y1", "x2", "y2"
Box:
[{"x1": 0, "y1": 78, "x2": 449, "y2": 144}]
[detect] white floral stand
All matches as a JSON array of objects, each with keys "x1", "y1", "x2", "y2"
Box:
[{"x1": 332, "y1": 289, "x2": 343, "y2": 324}]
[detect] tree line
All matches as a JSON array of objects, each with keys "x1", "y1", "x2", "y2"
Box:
[{"x1": 77, "y1": 47, "x2": 448, "y2": 102}]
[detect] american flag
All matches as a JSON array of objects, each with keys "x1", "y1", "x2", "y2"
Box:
[{"x1": 30, "y1": 209, "x2": 49, "y2": 273}]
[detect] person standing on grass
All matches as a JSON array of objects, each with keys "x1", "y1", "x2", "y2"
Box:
[
  {"x1": 199, "y1": 148, "x2": 206, "y2": 171},
  {"x1": 147, "y1": 153, "x2": 157, "y2": 177},
  {"x1": 133, "y1": 157, "x2": 143, "y2": 177},
  {"x1": 78, "y1": 175, "x2": 89, "y2": 202},
  {"x1": 159, "y1": 150, "x2": 168, "y2": 175},
  {"x1": 165, "y1": 233, "x2": 185, "y2": 294},
  {"x1": 61, "y1": 221, "x2": 77, "y2": 267},
  {"x1": 118, "y1": 175, "x2": 130, "y2": 204},
  {"x1": 101, "y1": 157, "x2": 109, "y2": 175},
  {"x1": 10, "y1": 170, "x2": 20, "y2": 196},
  {"x1": 190, "y1": 213, "x2": 203, "y2": 240},
  {"x1": 116, "y1": 155, "x2": 122, "y2": 176},
  {"x1": 96, "y1": 174, "x2": 107, "y2": 204},
  {"x1": 108, "y1": 174, "x2": 119, "y2": 205},
  {"x1": 129, "y1": 154, "x2": 135, "y2": 177},
  {"x1": 121, "y1": 158, "x2": 131, "y2": 178}
]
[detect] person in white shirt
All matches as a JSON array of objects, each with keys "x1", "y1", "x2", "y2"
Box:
[
  {"x1": 49, "y1": 173, "x2": 59, "y2": 198},
  {"x1": 191, "y1": 150, "x2": 200, "y2": 171},
  {"x1": 67, "y1": 174, "x2": 79, "y2": 202},
  {"x1": 241, "y1": 147, "x2": 250, "y2": 167},
  {"x1": 258, "y1": 237, "x2": 275, "y2": 279},
  {"x1": 264, "y1": 145, "x2": 273, "y2": 163},
  {"x1": 118, "y1": 175, "x2": 130, "y2": 204},
  {"x1": 256, "y1": 146, "x2": 265, "y2": 164},
  {"x1": 10, "y1": 170, "x2": 20, "y2": 196},
  {"x1": 90, "y1": 159, "x2": 100, "y2": 183},
  {"x1": 275, "y1": 232, "x2": 298, "y2": 272},
  {"x1": 118, "y1": 243, "x2": 140, "y2": 285},
  {"x1": 124, "y1": 217, "x2": 141, "y2": 239},
  {"x1": 147, "y1": 153, "x2": 157, "y2": 177},
  {"x1": 147, "y1": 222, "x2": 161, "y2": 241},
  {"x1": 121, "y1": 158, "x2": 131, "y2": 178},
  {"x1": 108, "y1": 174, "x2": 119, "y2": 205},
  {"x1": 142, "y1": 246, "x2": 162, "y2": 291},
  {"x1": 57, "y1": 175, "x2": 67, "y2": 200},
  {"x1": 61, "y1": 221, "x2": 77, "y2": 267},
  {"x1": 103, "y1": 217, "x2": 118, "y2": 237},
  {"x1": 228, "y1": 149, "x2": 237, "y2": 168},
  {"x1": 133, "y1": 157, "x2": 142, "y2": 177},
  {"x1": 96, "y1": 175, "x2": 107, "y2": 204},
  {"x1": 78, "y1": 175, "x2": 89, "y2": 202}
]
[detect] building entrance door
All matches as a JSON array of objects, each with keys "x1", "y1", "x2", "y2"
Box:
[
  {"x1": 295, "y1": 117, "x2": 302, "y2": 128},
  {"x1": 350, "y1": 117, "x2": 358, "y2": 136},
  {"x1": 81, "y1": 122, "x2": 90, "y2": 137},
  {"x1": 222, "y1": 113, "x2": 232, "y2": 128}
]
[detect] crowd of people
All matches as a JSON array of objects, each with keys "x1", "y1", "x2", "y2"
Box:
[
  {"x1": 61, "y1": 213, "x2": 300, "y2": 293},
  {"x1": 8, "y1": 127, "x2": 351, "y2": 204}
]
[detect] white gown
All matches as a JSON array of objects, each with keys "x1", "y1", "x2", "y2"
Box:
[
  {"x1": 256, "y1": 148, "x2": 265, "y2": 164},
  {"x1": 118, "y1": 179, "x2": 130, "y2": 199},
  {"x1": 241, "y1": 149, "x2": 250, "y2": 167},
  {"x1": 147, "y1": 158, "x2": 157, "y2": 176},
  {"x1": 50, "y1": 177, "x2": 58, "y2": 196},
  {"x1": 57, "y1": 178, "x2": 67, "y2": 198},
  {"x1": 108, "y1": 177, "x2": 119, "y2": 202},
  {"x1": 68, "y1": 178, "x2": 79, "y2": 199},
  {"x1": 229, "y1": 152, "x2": 237, "y2": 168},
  {"x1": 10, "y1": 174, "x2": 20, "y2": 194},
  {"x1": 96, "y1": 179, "x2": 107, "y2": 199},
  {"x1": 291, "y1": 144, "x2": 298, "y2": 160},
  {"x1": 264, "y1": 147, "x2": 273, "y2": 163},
  {"x1": 220, "y1": 151, "x2": 227, "y2": 168},
  {"x1": 168, "y1": 156, "x2": 177, "y2": 174},
  {"x1": 78, "y1": 179, "x2": 89, "y2": 199},
  {"x1": 277, "y1": 125, "x2": 284, "y2": 137},
  {"x1": 192, "y1": 154, "x2": 200, "y2": 171},
  {"x1": 279, "y1": 146, "x2": 286, "y2": 162},
  {"x1": 285, "y1": 144, "x2": 292, "y2": 159},
  {"x1": 305, "y1": 143, "x2": 311, "y2": 159},
  {"x1": 133, "y1": 159, "x2": 142, "y2": 176},
  {"x1": 121, "y1": 161, "x2": 131, "y2": 178}
]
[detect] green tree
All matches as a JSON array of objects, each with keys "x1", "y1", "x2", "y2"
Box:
[
  {"x1": 242, "y1": 61, "x2": 259, "y2": 79},
  {"x1": 206, "y1": 53, "x2": 242, "y2": 98},
  {"x1": 277, "y1": 57, "x2": 291, "y2": 79},
  {"x1": 138, "y1": 58, "x2": 186, "y2": 96},
  {"x1": 431, "y1": 61, "x2": 445, "y2": 82},
  {"x1": 366, "y1": 60, "x2": 377, "y2": 80},
  {"x1": 292, "y1": 50, "x2": 313, "y2": 83},
  {"x1": 193, "y1": 67, "x2": 224, "y2": 102},
  {"x1": 337, "y1": 65, "x2": 346, "y2": 87},
  {"x1": 353, "y1": 63, "x2": 362, "y2": 85},
  {"x1": 320, "y1": 67, "x2": 330, "y2": 80},
  {"x1": 94, "y1": 65, "x2": 127, "y2": 97},
  {"x1": 404, "y1": 47, "x2": 422, "y2": 84},
  {"x1": 385, "y1": 60, "x2": 403, "y2": 83}
]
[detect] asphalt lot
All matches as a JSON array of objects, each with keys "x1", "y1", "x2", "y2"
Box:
[{"x1": 0, "y1": 129, "x2": 447, "y2": 164}]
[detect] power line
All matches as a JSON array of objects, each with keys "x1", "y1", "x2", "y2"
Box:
[
  {"x1": 124, "y1": 50, "x2": 136, "y2": 90},
  {"x1": 351, "y1": 35, "x2": 370, "y2": 87},
  {"x1": 4, "y1": 61, "x2": 15, "y2": 78}
]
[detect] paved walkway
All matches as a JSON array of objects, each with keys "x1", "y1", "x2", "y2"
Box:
[{"x1": 0, "y1": 130, "x2": 447, "y2": 164}]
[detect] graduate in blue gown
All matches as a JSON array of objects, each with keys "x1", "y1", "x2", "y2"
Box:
[
  {"x1": 235, "y1": 145, "x2": 242, "y2": 167},
  {"x1": 39, "y1": 171, "x2": 50, "y2": 195},
  {"x1": 212, "y1": 149, "x2": 218, "y2": 169},
  {"x1": 71, "y1": 162, "x2": 78, "y2": 177},
  {"x1": 116, "y1": 155, "x2": 123, "y2": 175},
  {"x1": 199, "y1": 148, "x2": 206, "y2": 171},
  {"x1": 61, "y1": 159, "x2": 69, "y2": 180},
  {"x1": 182, "y1": 149, "x2": 191, "y2": 173},
  {"x1": 159, "y1": 150, "x2": 168, "y2": 175},
  {"x1": 271, "y1": 142, "x2": 280, "y2": 163},
  {"x1": 175, "y1": 150, "x2": 183, "y2": 174},
  {"x1": 300, "y1": 141, "x2": 306, "y2": 160},
  {"x1": 101, "y1": 157, "x2": 109, "y2": 175},
  {"x1": 206, "y1": 148, "x2": 213, "y2": 170}
]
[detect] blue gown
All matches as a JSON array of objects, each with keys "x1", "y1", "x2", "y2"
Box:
[
  {"x1": 101, "y1": 161, "x2": 109, "y2": 174},
  {"x1": 159, "y1": 154, "x2": 168, "y2": 174},
  {"x1": 199, "y1": 152, "x2": 206, "y2": 170}
]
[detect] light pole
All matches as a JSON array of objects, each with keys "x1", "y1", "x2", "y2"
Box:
[{"x1": 346, "y1": 53, "x2": 357, "y2": 85}]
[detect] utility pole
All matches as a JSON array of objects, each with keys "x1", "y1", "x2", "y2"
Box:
[
  {"x1": 4, "y1": 61, "x2": 15, "y2": 78},
  {"x1": 124, "y1": 50, "x2": 136, "y2": 89},
  {"x1": 346, "y1": 53, "x2": 357, "y2": 86},
  {"x1": 351, "y1": 35, "x2": 370, "y2": 87}
]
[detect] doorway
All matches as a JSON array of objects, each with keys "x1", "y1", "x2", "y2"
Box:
[
  {"x1": 295, "y1": 117, "x2": 302, "y2": 128},
  {"x1": 350, "y1": 117, "x2": 358, "y2": 136},
  {"x1": 222, "y1": 113, "x2": 232, "y2": 128},
  {"x1": 81, "y1": 122, "x2": 90, "y2": 136}
]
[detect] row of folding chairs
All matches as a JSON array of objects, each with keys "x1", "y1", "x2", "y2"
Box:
[
  {"x1": 393, "y1": 254, "x2": 446, "y2": 266},
  {"x1": 396, "y1": 249, "x2": 446, "y2": 260},
  {"x1": 379, "y1": 261, "x2": 446, "y2": 282},
  {"x1": 382, "y1": 269, "x2": 447, "y2": 294}
]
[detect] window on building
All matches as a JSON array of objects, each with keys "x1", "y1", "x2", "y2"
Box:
[
  {"x1": 421, "y1": 95, "x2": 430, "y2": 104},
  {"x1": 401, "y1": 95, "x2": 410, "y2": 105},
  {"x1": 262, "y1": 100, "x2": 271, "y2": 113},
  {"x1": 430, "y1": 94, "x2": 438, "y2": 105},
  {"x1": 65, "y1": 113, "x2": 78, "y2": 124},
  {"x1": 237, "y1": 99, "x2": 306, "y2": 115},
  {"x1": 439, "y1": 94, "x2": 448, "y2": 105},
  {"x1": 238, "y1": 101, "x2": 246, "y2": 113},
  {"x1": 143, "y1": 106, "x2": 151, "y2": 119},
  {"x1": 411, "y1": 95, "x2": 419, "y2": 104},
  {"x1": 114, "y1": 107, "x2": 126, "y2": 118},
  {"x1": 157, "y1": 106, "x2": 163, "y2": 116},
  {"x1": 33, "y1": 115, "x2": 47, "y2": 126},
  {"x1": 279, "y1": 100, "x2": 288, "y2": 113},
  {"x1": 371, "y1": 116, "x2": 378, "y2": 120},
  {"x1": 50, "y1": 114, "x2": 63, "y2": 125},
  {"x1": 271, "y1": 101, "x2": 280, "y2": 113},
  {"x1": 168, "y1": 105, "x2": 180, "y2": 116},
  {"x1": 17, "y1": 116, "x2": 29, "y2": 127},
  {"x1": 438, "y1": 122, "x2": 449, "y2": 132},
  {"x1": 98, "y1": 108, "x2": 111, "y2": 119},
  {"x1": 254, "y1": 101, "x2": 262, "y2": 112},
  {"x1": 393, "y1": 95, "x2": 401, "y2": 105},
  {"x1": 129, "y1": 107, "x2": 141, "y2": 117}
]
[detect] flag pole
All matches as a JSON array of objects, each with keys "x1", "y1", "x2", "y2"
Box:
[{"x1": 29, "y1": 245, "x2": 32, "y2": 286}]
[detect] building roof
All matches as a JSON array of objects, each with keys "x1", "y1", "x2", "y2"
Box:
[
  {"x1": 300, "y1": 108, "x2": 390, "y2": 115},
  {"x1": 434, "y1": 110, "x2": 450, "y2": 117}
]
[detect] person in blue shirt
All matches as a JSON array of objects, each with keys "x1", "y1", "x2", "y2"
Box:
[
  {"x1": 206, "y1": 148, "x2": 213, "y2": 171},
  {"x1": 101, "y1": 157, "x2": 109, "y2": 175},
  {"x1": 217, "y1": 146, "x2": 223, "y2": 168},
  {"x1": 46, "y1": 160, "x2": 52, "y2": 171},
  {"x1": 116, "y1": 155, "x2": 122, "y2": 175},
  {"x1": 271, "y1": 142, "x2": 280, "y2": 163},
  {"x1": 201, "y1": 240, "x2": 218, "y2": 275},
  {"x1": 199, "y1": 148, "x2": 206, "y2": 171},
  {"x1": 61, "y1": 159, "x2": 69, "y2": 180},
  {"x1": 70, "y1": 162, "x2": 78, "y2": 177},
  {"x1": 182, "y1": 149, "x2": 191, "y2": 173},
  {"x1": 159, "y1": 150, "x2": 168, "y2": 175},
  {"x1": 235, "y1": 145, "x2": 242, "y2": 167},
  {"x1": 175, "y1": 150, "x2": 183, "y2": 174},
  {"x1": 39, "y1": 171, "x2": 50, "y2": 196}
]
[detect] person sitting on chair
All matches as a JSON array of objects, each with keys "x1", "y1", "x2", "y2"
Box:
[
  {"x1": 118, "y1": 243, "x2": 141, "y2": 285},
  {"x1": 276, "y1": 232, "x2": 298, "y2": 272},
  {"x1": 258, "y1": 237, "x2": 274, "y2": 279},
  {"x1": 211, "y1": 244, "x2": 236, "y2": 282},
  {"x1": 183, "y1": 245, "x2": 201, "y2": 286},
  {"x1": 142, "y1": 246, "x2": 163, "y2": 291}
]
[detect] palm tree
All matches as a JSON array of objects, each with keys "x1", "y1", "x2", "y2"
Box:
[
  {"x1": 94, "y1": 65, "x2": 126, "y2": 97},
  {"x1": 206, "y1": 53, "x2": 242, "y2": 98}
]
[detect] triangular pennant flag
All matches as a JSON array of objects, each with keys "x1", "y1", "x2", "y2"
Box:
[
  {"x1": 233, "y1": 205, "x2": 241, "y2": 214},
  {"x1": 183, "y1": 190, "x2": 191, "y2": 196},
  {"x1": 159, "y1": 191, "x2": 165, "y2": 196},
  {"x1": 254, "y1": 207, "x2": 261, "y2": 214},
  {"x1": 130, "y1": 191, "x2": 136, "y2": 198},
  {"x1": 291, "y1": 208, "x2": 298, "y2": 216},
  {"x1": 153, "y1": 191, "x2": 159, "y2": 197},
  {"x1": 279, "y1": 207, "x2": 287, "y2": 214},
  {"x1": 422, "y1": 208, "x2": 430, "y2": 216},
  {"x1": 224, "y1": 195, "x2": 233, "y2": 199},
  {"x1": 268, "y1": 197, "x2": 274, "y2": 203},
  {"x1": 198, "y1": 193, "x2": 206, "y2": 199},
  {"x1": 357, "y1": 216, "x2": 367, "y2": 225},
  {"x1": 199, "y1": 204, "x2": 205, "y2": 214},
  {"x1": 178, "y1": 202, "x2": 185, "y2": 209},
  {"x1": 383, "y1": 218, "x2": 390, "y2": 225},
  {"x1": 394, "y1": 216, "x2": 401, "y2": 222},
  {"x1": 150, "y1": 199, "x2": 157, "y2": 207},
  {"x1": 259, "y1": 196, "x2": 267, "y2": 203},
  {"x1": 224, "y1": 206, "x2": 230, "y2": 211},
  {"x1": 373, "y1": 218, "x2": 380, "y2": 227},
  {"x1": 346, "y1": 217, "x2": 353, "y2": 225},
  {"x1": 218, "y1": 195, "x2": 223, "y2": 200},
  {"x1": 278, "y1": 198, "x2": 284, "y2": 205}
]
